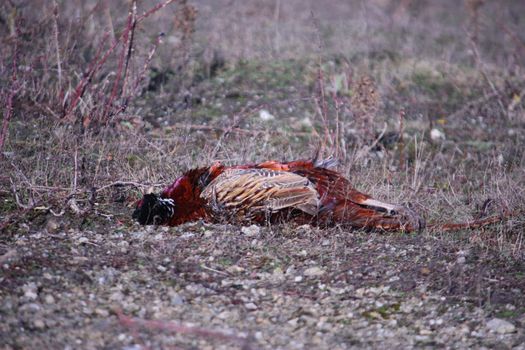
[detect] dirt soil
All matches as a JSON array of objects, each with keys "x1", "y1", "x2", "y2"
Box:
[{"x1": 1, "y1": 211, "x2": 525, "y2": 349}]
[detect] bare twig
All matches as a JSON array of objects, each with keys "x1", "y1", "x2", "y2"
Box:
[
  {"x1": 64, "y1": 0, "x2": 178, "y2": 121},
  {"x1": 95, "y1": 181, "x2": 164, "y2": 193},
  {"x1": 10, "y1": 179, "x2": 35, "y2": 210},
  {"x1": 200, "y1": 264, "x2": 230, "y2": 276},
  {"x1": 121, "y1": 0, "x2": 137, "y2": 98},
  {"x1": 170, "y1": 122, "x2": 311, "y2": 137},
  {"x1": 103, "y1": 0, "x2": 136, "y2": 120},
  {"x1": 53, "y1": 0, "x2": 62, "y2": 92},
  {"x1": 398, "y1": 109, "x2": 405, "y2": 167},
  {"x1": 63, "y1": 31, "x2": 110, "y2": 120},
  {"x1": 129, "y1": 32, "x2": 164, "y2": 102},
  {"x1": 72, "y1": 148, "x2": 78, "y2": 194},
  {"x1": 0, "y1": 18, "x2": 20, "y2": 155},
  {"x1": 210, "y1": 105, "x2": 264, "y2": 159},
  {"x1": 467, "y1": 35, "x2": 507, "y2": 118},
  {"x1": 354, "y1": 122, "x2": 388, "y2": 162}
]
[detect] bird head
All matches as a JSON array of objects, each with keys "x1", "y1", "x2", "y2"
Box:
[{"x1": 132, "y1": 193, "x2": 175, "y2": 225}]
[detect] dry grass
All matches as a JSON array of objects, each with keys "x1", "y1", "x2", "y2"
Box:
[{"x1": 1, "y1": 1, "x2": 524, "y2": 252}]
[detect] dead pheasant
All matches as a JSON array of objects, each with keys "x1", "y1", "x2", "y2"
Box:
[{"x1": 132, "y1": 159, "x2": 425, "y2": 232}]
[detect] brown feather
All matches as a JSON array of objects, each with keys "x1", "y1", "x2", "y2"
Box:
[{"x1": 200, "y1": 168, "x2": 320, "y2": 221}]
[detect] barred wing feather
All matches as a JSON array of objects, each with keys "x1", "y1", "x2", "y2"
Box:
[{"x1": 200, "y1": 169, "x2": 320, "y2": 219}]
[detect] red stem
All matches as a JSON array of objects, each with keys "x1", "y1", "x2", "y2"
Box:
[{"x1": 65, "y1": 0, "x2": 178, "y2": 121}]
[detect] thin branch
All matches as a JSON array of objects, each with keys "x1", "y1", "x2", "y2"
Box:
[
  {"x1": 398, "y1": 108, "x2": 405, "y2": 167},
  {"x1": 200, "y1": 264, "x2": 231, "y2": 276},
  {"x1": 53, "y1": 0, "x2": 62, "y2": 92},
  {"x1": 95, "y1": 180, "x2": 164, "y2": 193},
  {"x1": 10, "y1": 179, "x2": 35, "y2": 210},
  {"x1": 0, "y1": 18, "x2": 20, "y2": 155},
  {"x1": 103, "y1": 0, "x2": 135, "y2": 120},
  {"x1": 121, "y1": 0, "x2": 138, "y2": 98},
  {"x1": 170, "y1": 122, "x2": 311, "y2": 137},
  {"x1": 65, "y1": 0, "x2": 178, "y2": 120},
  {"x1": 210, "y1": 105, "x2": 264, "y2": 159},
  {"x1": 130, "y1": 32, "x2": 164, "y2": 98},
  {"x1": 467, "y1": 34, "x2": 507, "y2": 118}
]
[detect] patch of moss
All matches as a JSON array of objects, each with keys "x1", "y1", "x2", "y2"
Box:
[
  {"x1": 362, "y1": 303, "x2": 401, "y2": 320},
  {"x1": 126, "y1": 154, "x2": 141, "y2": 168},
  {"x1": 0, "y1": 198, "x2": 18, "y2": 214},
  {"x1": 217, "y1": 256, "x2": 233, "y2": 267},
  {"x1": 496, "y1": 309, "x2": 522, "y2": 319},
  {"x1": 217, "y1": 59, "x2": 308, "y2": 92}
]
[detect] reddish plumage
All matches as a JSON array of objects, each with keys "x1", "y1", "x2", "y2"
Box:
[{"x1": 132, "y1": 159, "x2": 424, "y2": 232}]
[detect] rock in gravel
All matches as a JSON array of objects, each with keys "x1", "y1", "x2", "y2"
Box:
[
  {"x1": 77, "y1": 236, "x2": 89, "y2": 245},
  {"x1": 95, "y1": 308, "x2": 110, "y2": 317},
  {"x1": 486, "y1": 318, "x2": 516, "y2": 334},
  {"x1": 259, "y1": 109, "x2": 275, "y2": 121},
  {"x1": 22, "y1": 282, "x2": 38, "y2": 301},
  {"x1": 45, "y1": 218, "x2": 60, "y2": 233},
  {"x1": 420, "y1": 267, "x2": 431, "y2": 275},
  {"x1": 169, "y1": 292, "x2": 184, "y2": 306},
  {"x1": 304, "y1": 266, "x2": 325, "y2": 277},
  {"x1": 241, "y1": 225, "x2": 260, "y2": 237},
  {"x1": 33, "y1": 319, "x2": 46, "y2": 329}
]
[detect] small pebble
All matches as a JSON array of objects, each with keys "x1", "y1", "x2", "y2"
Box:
[
  {"x1": 241, "y1": 225, "x2": 260, "y2": 237},
  {"x1": 33, "y1": 319, "x2": 45, "y2": 329},
  {"x1": 486, "y1": 318, "x2": 516, "y2": 334},
  {"x1": 304, "y1": 266, "x2": 325, "y2": 277},
  {"x1": 95, "y1": 308, "x2": 109, "y2": 317}
]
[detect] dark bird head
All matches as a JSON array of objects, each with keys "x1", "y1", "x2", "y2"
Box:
[{"x1": 132, "y1": 193, "x2": 175, "y2": 225}]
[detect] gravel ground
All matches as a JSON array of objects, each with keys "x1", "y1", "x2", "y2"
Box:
[
  {"x1": 1, "y1": 215, "x2": 524, "y2": 349},
  {"x1": 2, "y1": 1, "x2": 524, "y2": 348}
]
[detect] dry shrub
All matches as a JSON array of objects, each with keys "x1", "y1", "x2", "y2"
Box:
[
  {"x1": 0, "y1": 0, "x2": 199, "y2": 216},
  {"x1": 350, "y1": 75, "x2": 379, "y2": 144}
]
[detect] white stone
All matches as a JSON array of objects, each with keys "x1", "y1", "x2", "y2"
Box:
[
  {"x1": 22, "y1": 282, "x2": 38, "y2": 300},
  {"x1": 259, "y1": 109, "x2": 275, "y2": 121},
  {"x1": 430, "y1": 128, "x2": 445, "y2": 141},
  {"x1": 33, "y1": 319, "x2": 45, "y2": 329},
  {"x1": 241, "y1": 225, "x2": 260, "y2": 237},
  {"x1": 300, "y1": 117, "x2": 312, "y2": 128},
  {"x1": 486, "y1": 318, "x2": 516, "y2": 334},
  {"x1": 77, "y1": 236, "x2": 89, "y2": 244},
  {"x1": 303, "y1": 266, "x2": 325, "y2": 277}
]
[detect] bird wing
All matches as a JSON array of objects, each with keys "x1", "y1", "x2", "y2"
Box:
[{"x1": 200, "y1": 168, "x2": 320, "y2": 220}]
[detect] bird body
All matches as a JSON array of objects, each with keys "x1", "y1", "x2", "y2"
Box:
[{"x1": 133, "y1": 159, "x2": 424, "y2": 232}]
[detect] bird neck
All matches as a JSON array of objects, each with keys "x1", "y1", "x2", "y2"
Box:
[{"x1": 161, "y1": 169, "x2": 212, "y2": 225}]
